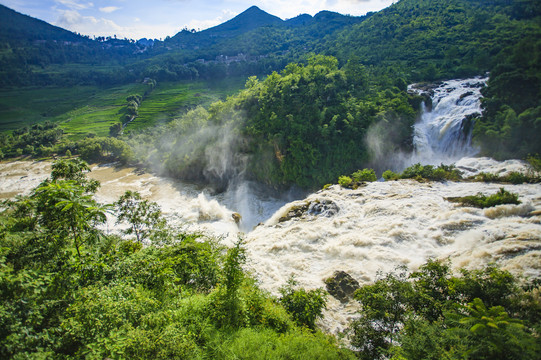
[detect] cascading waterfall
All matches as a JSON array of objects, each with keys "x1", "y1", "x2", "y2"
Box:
[
  {"x1": 409, "y1": 77, "x2": 487, "y2": 164},
  {"x1": 0, "y1": 77, "x2": 539, "y2": 335}
]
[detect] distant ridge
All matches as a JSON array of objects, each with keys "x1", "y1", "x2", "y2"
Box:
[
  {"x1": 285, "y1": 14, "x2": 313, "y2": 27},
  {"x1": 0, "y1": 4, "x2": 87, "y2": 44},
  {"x1": 203, "y1": 6, "x2": 283, "y2": 35},
  {"x1": 169, "y1": 6, "x2": 283, "y2": 45},
  {"x1": 166, "y1": 5, "x2": 360, "y2": 48}
]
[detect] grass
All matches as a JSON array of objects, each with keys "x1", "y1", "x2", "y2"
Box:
[
  {"x1": 0, "y1": 77, "x2": 247, "y2": 138},
  {"x1": 57, "y1": 84, "x2": 148, "y2": 139},
  {"x1": 130, "y1": 77, "x2": 246, "y2": 130},
  {"x1": 0, "y1": 86, "x2": 99, "y2": 132}
]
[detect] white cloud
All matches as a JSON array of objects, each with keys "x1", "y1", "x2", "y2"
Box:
[
  {"x1": 99, "y1": 6, "x2": 121, "y2": 13},
  {"x1": 259, "y1": 0, "x2": 394, "y2": 19},
  {"x1": 55, "y1": 9, "x2": 125, "y2": 36},
  {"x1": 184, "y1": 9, "x2": 237, "y2": 32},
  {"x1": 56, "y1": 9, "x2": 87, "y2": 26},
  {"x1": 55, "y1": 0, "x2": 94, "y2": 10}
]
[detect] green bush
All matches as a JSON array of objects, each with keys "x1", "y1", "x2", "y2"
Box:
[
  {"x1": 526, "y1": 154, "x2": 541, "y2": 173},
  {"x1": 279, "y1": 277, "x2": 327, "y2": 330},
  {"x1": 400, "y1": 163, "x2": 462, "y2": 181},
  {"x1": 446, "y1": 188, "x2": 520, "y2": 208},
  {"x1": 217, "y1": 328, "x2": 355, "y2": 359},
  {"x1": 383, "y1": 164, "x2": 463, "y2": 182},
  {"x1": 338, "y1": 175, "x2": 353, "y2": 188},
  {"x1": 473, "y1": 171, "x2": 540, "y2": 184},
  {"x1": 352, "y1": 168, "x2": 377, "y2": 182},
  {"x1": 382, "y1": 170, "x2": 399, "y2": 181}
]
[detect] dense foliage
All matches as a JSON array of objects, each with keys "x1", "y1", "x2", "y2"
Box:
[
  {"x1": 383, "y1": 163, "x2": 463, "y2": 182},
  {"x1": 473, "y1": 35, "x2": 541, "y2": 159},
  {"x1": 1, "y1": 0, "x2": 540, "y2": 166},
  {"x1": 0, "y1": 159, "x2": 352, "y2": 359},
  {"x1": 330, "y1": 0, "x2": 540, "y2": 80},
  {"x1": 0, "y1": 121, "x2": 63, "y2": 158},
  {"x1": 127, "y1": 55, "x2": 419, "y2": 189},
  {"x1": 349, "y1": 260, "x2": 541, "y2": 359}
]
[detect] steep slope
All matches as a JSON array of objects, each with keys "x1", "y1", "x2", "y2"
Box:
[
  {"x1": 0, "y1": 4, "x2": 87, "y2": 44},
  {"x1": 202, "y1": 6, "x2": 283, "y2": 36},
  {"x1": 329, "y1": 0, "x2": 540, "y2": 80},
  {"x1": 167, "y1": 6, "x2": 283, "y2": 48}
]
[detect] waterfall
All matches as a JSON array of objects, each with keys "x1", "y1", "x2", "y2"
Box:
[
  {"x1": 409, "y1": 77, "x2": 487, "y2": 164},
  {"x1": 1, "y1": 76, "x2": 539, "y2": 336}
]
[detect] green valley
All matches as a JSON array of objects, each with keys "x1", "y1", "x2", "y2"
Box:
[{"x1": 1, "y1": 0, "x2": 540, "y2": 357}]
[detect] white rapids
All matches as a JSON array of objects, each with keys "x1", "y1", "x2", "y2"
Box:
[
  {"x1": 244, "y1": 175, "x2": 541, "y2": 333},
  {"x1": 409, "y1": 77, "x2": 487, "y2": 164},
  {"x1": 0, "y1": 78, "x2": 540, "y2": 334}
]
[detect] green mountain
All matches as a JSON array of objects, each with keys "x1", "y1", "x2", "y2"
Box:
[
  {"x1": 0, "y1": 0, "x2": 539, "y2": 165},
  {"x1": 0, "y1": 4, "x2": 87, "y2": 44},
  {"x1": 328, "y1": 0, "x2": 541, "y2": 80},
  {"x1": 164, "y1": 6, "x2": 363, "y2": 53},
  {"x1": 169, "y1": 6, "x2": 282, "y2": 44}
]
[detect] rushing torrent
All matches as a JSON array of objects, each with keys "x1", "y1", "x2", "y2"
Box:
[
  {"x1": 0, "y1": 78, "x2": 539, "y2": 334},
  {"x1": 409, "y1": 77, "x2": 487, "y2": 164}
]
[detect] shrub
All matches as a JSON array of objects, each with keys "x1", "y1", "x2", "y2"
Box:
[
  {"x1": 338, "y1": 175, "x2": 353, "y2": 188},
  {"x1": 526, "y1": 154, "x2": 541, "y2": 173},
  {"x1": 382, "y1": 170, "x2": 399, "y2": 181},
  {"x1": 446, "y1": 188, "x2": 520, "y2": 208},
  {"x1": 400, "y1": 163, "x2": 462, "y2": 181},
  {"x1": 219, "y1": 328, "x2": 355, "y2": 359},
  {"x1": 475, "y1": 172, "x2": 499, "y2": 182},
  {"x1": 279, "y1": 277, "x2": 327, "y2": 330},
  {"x1": 472, "y1": 170, "x2": 539, "y2": 184},
  {"x1": 351, "y1": 168, "x2": 377, "y2": 182},
  {"x1": 506, "y1": 171, "x2": 529, "y2": 184}
]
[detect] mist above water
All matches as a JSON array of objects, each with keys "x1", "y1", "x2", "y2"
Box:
[{"x1": 1, "y1": 77, "x2": 539, "y2": 335}]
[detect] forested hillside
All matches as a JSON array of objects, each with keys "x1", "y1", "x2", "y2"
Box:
[
  {"x1": 328, "y1": 0, "x2": 539, "y2": 79},
  {"x1": 126, "y1": 55, "x2": 418, "y2": 189},
  {"x1": 1, "y1": 1, "x2": 541, "y2": 358},
  {"x1": 0, "y1": 0, "x2": 540, "y2": 183},
  {"x1": 323, "y1": 0, "x2": 541, "y2": 159}
]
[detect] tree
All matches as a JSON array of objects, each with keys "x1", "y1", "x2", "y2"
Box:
[
  {"x1": 350, "y1": 267, "x2": 414, "y2": 359},
  {"x1": 114, "y1": 190, "x2": 165, "y2": 243},
  {"x1": 279, "y1": 276, "x2": 327, "y2": 330},
  {"x1": 444, "y1": 298, "x2": 540, "y2": 360},
  {"x1": 34, "y1": 180, "x2": 107, "y2": 260},
  {"x1": 50, "y1": 158, "x2": 99, "y2": 192},
  {"x1": 109, "y1": 122, "x2": 123, "y2": 137}
]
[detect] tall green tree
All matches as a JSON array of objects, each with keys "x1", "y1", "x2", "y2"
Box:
[
  {"x1": 114, "y1": 190, "x2": 165, "y2": 243},
  {"x1": 34, "y1": 180, "x2": 107, "y2": 260}
]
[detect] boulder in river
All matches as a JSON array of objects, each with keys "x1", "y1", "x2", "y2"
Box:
[
  {"x1": 324, "y1": 271, "x2": 360, "y2": 303},
  {"x1": 232, "y1": 212, "x2": 242, "y2": 224}
]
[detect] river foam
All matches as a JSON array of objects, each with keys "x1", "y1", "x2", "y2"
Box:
[{"x1": 1, "y1": 77, "x2": 540, "y2": 334}]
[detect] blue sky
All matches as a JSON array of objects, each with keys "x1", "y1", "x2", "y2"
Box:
[{"x1": 1, "y1": 0, "x2": 396, "y2": 40}]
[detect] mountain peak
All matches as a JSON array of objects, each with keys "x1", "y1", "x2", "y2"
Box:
[
  {"x1": 244, "y1": 5, "x2": 264, "y2": 12},
  {"x1": 230, "y1": 5, "x2": 282, "y2": 23},
  {"x1": 201, "y1": 5, "x2": 283, "y2": 35}
]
